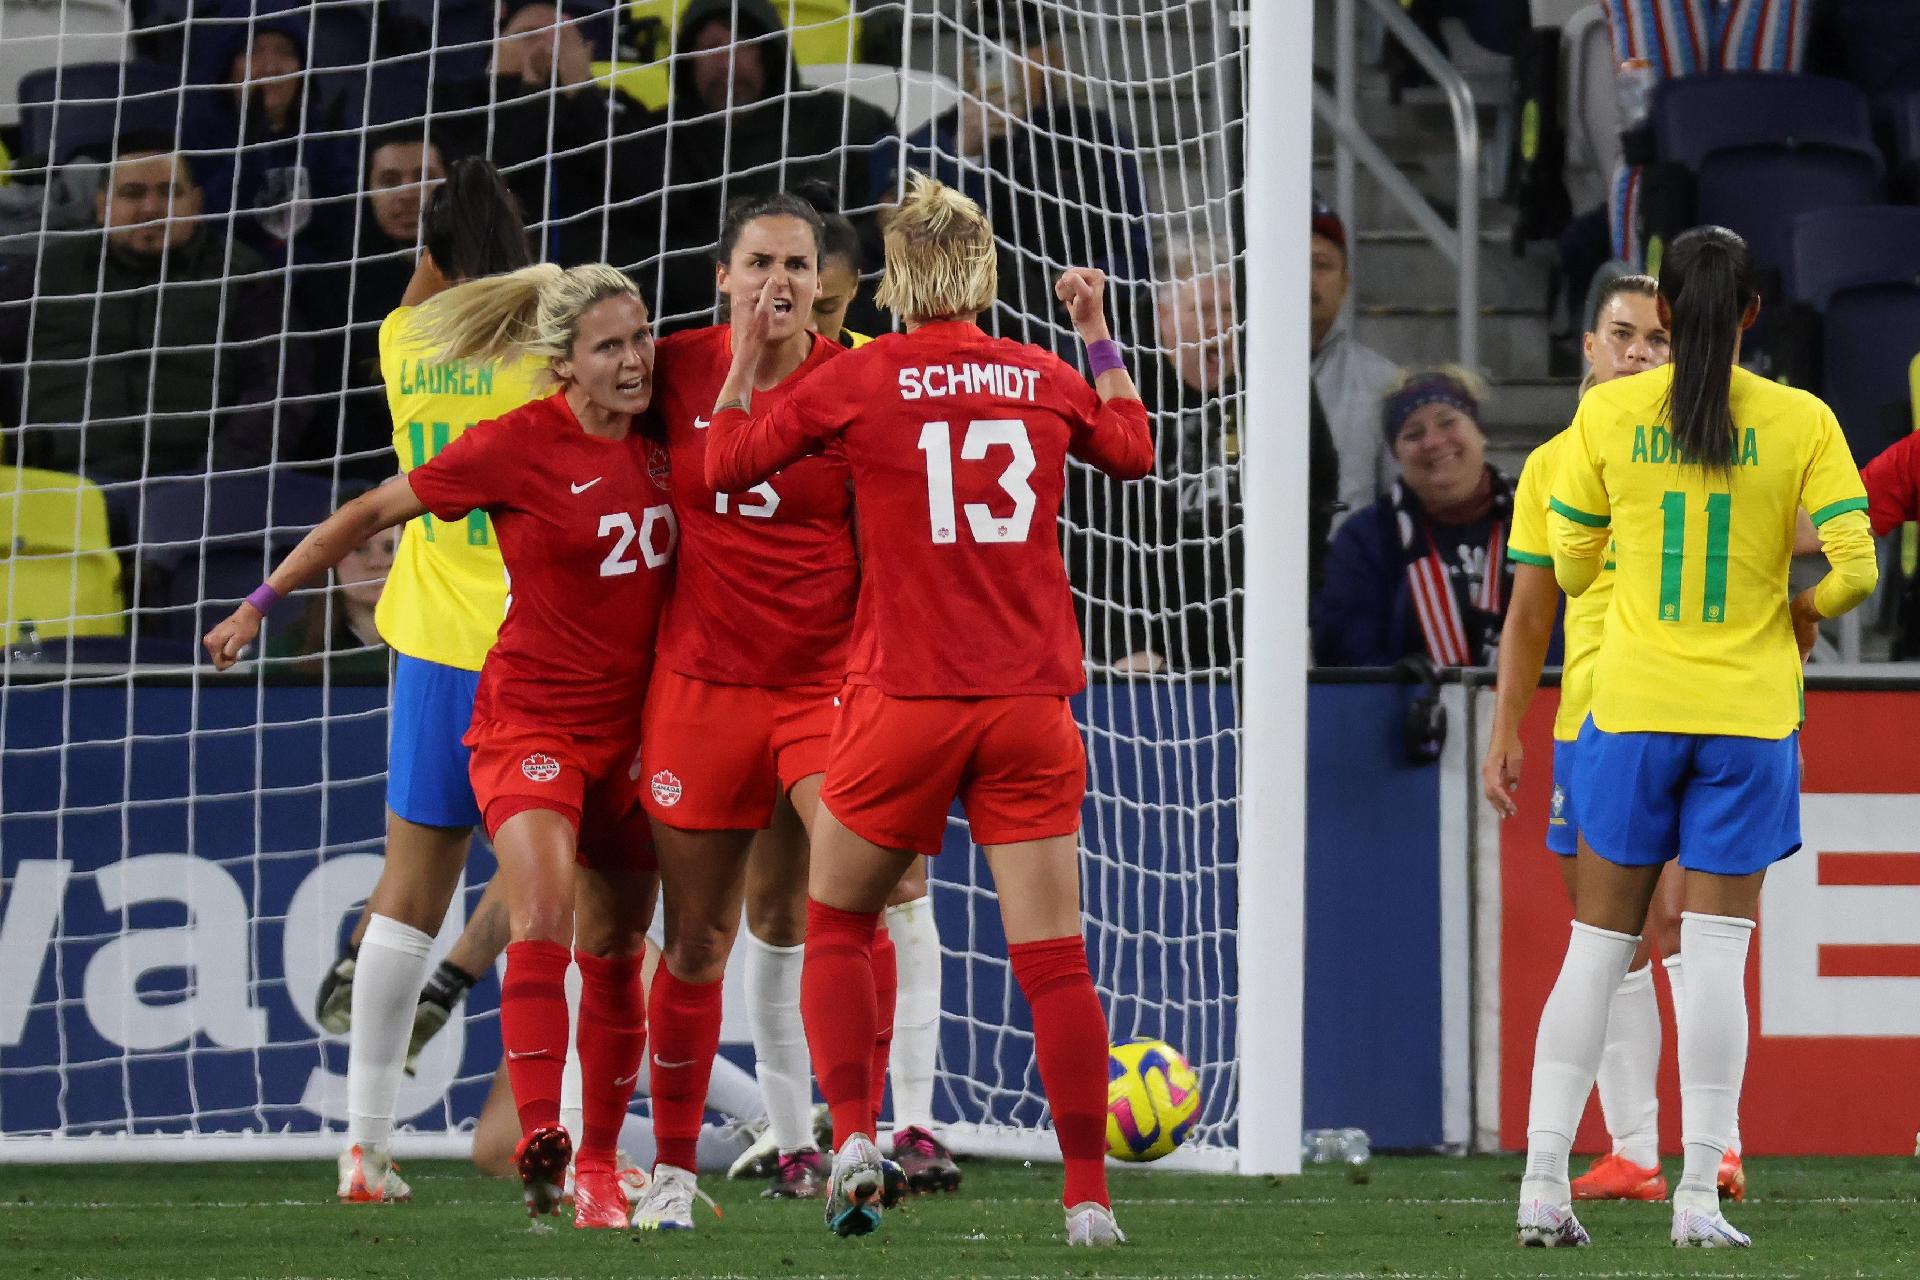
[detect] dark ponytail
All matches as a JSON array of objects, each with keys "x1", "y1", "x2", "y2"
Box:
[
  {"x1": 423, "y1": 157, "x2": 533, "y2": 283},
  {"x1": 1658, "y1": 225, "x2": 1754, "y2": 475},
  {"x1": 792, "y1": 178, "x2": 862, "y2": 272}
]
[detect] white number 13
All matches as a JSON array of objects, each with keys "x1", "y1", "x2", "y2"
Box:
[{"x1": 917, "y1": 419, "x2": 1036, "y2": 545}]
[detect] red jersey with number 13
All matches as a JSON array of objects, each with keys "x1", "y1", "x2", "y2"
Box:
[
  {"x1": 705, "y1": 320, "x2": 1153, "y2": 697},
  {"x1": 650, "y1": 327, "x2": 855, "y2": 686},
  {"x1": 406, "y1": 391, "x2": 678, "y2": 730}
]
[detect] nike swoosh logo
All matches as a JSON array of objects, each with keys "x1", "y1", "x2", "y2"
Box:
[
  {"x1": 652, "y1": 1055, "x2": 694, "y2": 1070},
  {"x1": 693, "y1": 417, "x2": 710, "y2": 430},
  {"x1": 507, "y1": 1049, "x2": 543, "y2": 1061},
  {"x1": 613, "y1": 1071, "x2": 640, "y2": 1087},
  {"x1": 570, "y1": 477, "x2": 603, "y2": 494}
]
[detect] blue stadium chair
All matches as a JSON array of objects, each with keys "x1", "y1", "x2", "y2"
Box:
[
  {"x1": 1789, "y1": 207, "x2": 1920, "y2": 464},
  {"x1": 16, "y1": 60, "x2": 182, "y2": 165},
  {"x1": 128, "y1": 471, "x2": 335, "y2": 639},
  {"x1": 1653, "y1": 74, "x2": 1884, "y2": 291}
]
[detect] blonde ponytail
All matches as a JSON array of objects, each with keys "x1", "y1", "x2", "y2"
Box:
[
  {"x1": 874, "y1": 171, "x2": 997, "y2": 323},
  {"x1": 415, "y1": 262, "x2": 643, "y2": 383}
]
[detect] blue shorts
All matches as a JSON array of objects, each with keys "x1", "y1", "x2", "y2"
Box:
[
  {"x1": 1546, "y1": 740, "x2": 1578, "y2": 857},
  {"x1": 1572, "y1": 717, "x2": 1800, "y2": 876},
  {"x1": 388, "y1": 654, "x2": 483, "y2": 829}
]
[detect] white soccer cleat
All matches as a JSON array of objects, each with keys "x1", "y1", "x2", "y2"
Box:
[
  {"x1": 630, "y1": 1163, "x2": 719, "y2": 1231},
  {"x1": 823, "y1": 1133, "x2": 887, "y2": 1237},
  {"x1": 337, "y1": 1143, "x2": 411, "y2": 1203},
  {"x1": 1065, "y1": 1201, "x2": 1126, "y2": 1246},
  {"x1": 1672, "y1": 1205, "x2": 1751, "y2": 1248},
  {"x1": 725, "y1": 1115, "x2": 778, "y2": 1180},
  {"x1": 1515, "y1": 1198, "x2": 1589, "y2": 1247}
]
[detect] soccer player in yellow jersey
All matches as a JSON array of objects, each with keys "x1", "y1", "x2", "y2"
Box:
[
  {"x1": 1484, "y1": 271, "x2": 1686, "y2": 1203},
  {"x1": 1517, "y1": 227, "x2": 1877, "y2": 1250},
  {"x1": 333, "y1": 160, "x2": 548, "y2": 1204}
]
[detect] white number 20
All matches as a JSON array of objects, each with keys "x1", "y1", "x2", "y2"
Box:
[
  {"x1": 917, "y1": 419, "x2": 1036, "y2": 545},
  {"x1": 597, "y1": 507, "x2": 677, "y2": 577}
]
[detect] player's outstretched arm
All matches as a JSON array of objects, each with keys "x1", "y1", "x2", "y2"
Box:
[
  {"x1": 1055, "y1": 267, "x2": 1153, "y2": 479},
  {"x1": 202, "y1": 474, "x2": 428, "y2": 670},
  {"x1": 707, "y1": 281, "x2": 841, "y2": 491}
]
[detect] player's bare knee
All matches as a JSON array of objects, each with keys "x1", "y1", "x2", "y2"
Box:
[{"x1": 666, "y1": 930, "x2": 734, "y2": 985}]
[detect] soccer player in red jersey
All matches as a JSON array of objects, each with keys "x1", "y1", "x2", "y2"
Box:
[
  {"x1": 206, "y1": 263, "x2": 673, "y2": 1228},
  {"x1": 706, "y1": 173, "x2": 1153, "y2": 1245},
  {"x1": 629, "y1": 192, "x2": 857, "y2": 1222}
]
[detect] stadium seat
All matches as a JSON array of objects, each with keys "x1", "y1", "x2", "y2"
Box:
[
  {"x1": 129, "y1": 471, "x2": 335, "y2": 639},
  {"x1": 1652, "y1": 74, "x2": 1884, "y2": 293},
  {"x1": 0, "y1": 466, "x2": 125, "y2": 643},
  {"x1": 16, "y1": 60, "x2": 182, "y2": 166},
  {"x1": 1788, "y1": 209, "x2": 1920, "y2": 464},
  {"x1": 0, "y1": 0, "x2": 129, "y2": 128}
]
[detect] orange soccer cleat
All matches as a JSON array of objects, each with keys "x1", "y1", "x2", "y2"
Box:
[
  {"x1": 1717, "y1": 1148, "x2": 1746, "y2": 1202},
  {"x1": 1570, "y1": 1152, "x2": 1668, "y2": 1201}
]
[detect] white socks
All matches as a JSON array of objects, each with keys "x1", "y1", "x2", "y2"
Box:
[
  {"x1": 744, "y1": 932, "x2": 814, "y2": 1152},
  {"x1": 1523, "y1": 921, "x2": 1639, "y2": 1205},
  {"x1": 885, "y1": 894, "x2": 943, "y2": 1132},
  {"x1": 1663, "y1": 952, "x2": 1741, "y2": 1153},
  {"x1": 560, "y1": 959, "x2": 584, "y2": 1142},
  {"x1": 1595, "y1": 963, "x2": 1661, "y2": 1168},
  {"x1": 1673, "y1": 912, "x2": 1755, "y2": 1209},
  {"x1": 345, "y1": 913, "x2": 434, "y2": 1148}
]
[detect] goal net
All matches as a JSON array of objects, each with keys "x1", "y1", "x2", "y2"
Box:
[{"x1": 0, "y1": 0, "x2": 1254, "y2": 1170}]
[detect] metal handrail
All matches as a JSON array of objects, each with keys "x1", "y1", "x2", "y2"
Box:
[{"x1": 1322, "y1": 0, "x2": 1481, "y2": 371}]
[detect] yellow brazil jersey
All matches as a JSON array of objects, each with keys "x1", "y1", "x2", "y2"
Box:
[
  {"x1": 1549, "y1": 364, "x2": 1869, "y2": 739},
  {"x1": 841, "y1": 328, "x2": 874, "y2": 349},
  {"x1": 1507, "y1": 430, "x2": 1614, "y2": 742},
  {"x1": 375, "y1": 306, "x2": 546, "y2": 671}
]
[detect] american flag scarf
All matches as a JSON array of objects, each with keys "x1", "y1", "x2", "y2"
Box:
[{"x1": 1392, "y1": 470, "x2": 1513, "y2": 668}]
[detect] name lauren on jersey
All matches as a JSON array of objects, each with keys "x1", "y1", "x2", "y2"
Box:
[{"x1": 898, "y1": 362, "x2": 1042, "y2": 402}]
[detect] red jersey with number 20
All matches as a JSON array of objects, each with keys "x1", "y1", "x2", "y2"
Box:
[
  {"x1": 406, "y1": 391, "x2": 677, "y2": 731},
  {"x1": 650, "y1": 327, "x2": 855, "y2": 686},
  {"x1": 706, "y1": 320, "x2": 1153, "y2": 697}
]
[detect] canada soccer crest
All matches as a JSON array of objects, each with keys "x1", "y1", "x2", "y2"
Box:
[
  {"x1": 647, "y1": 444, "x2": 672, "y2": 488},
  {"x1": 521, "y1": 753, "x2": 560, "y2": 783},
  {"x1": 651, "y1": 769, "x2": 683, "y2": 807}
]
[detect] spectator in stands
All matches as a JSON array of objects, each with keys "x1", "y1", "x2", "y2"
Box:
[
  {"x1": 188, "y1": 14, "x2": 357, "y2": 264},
  {"x1": 871, "y1": 0, "x2": 1151, "y2": 354},
  {"x1": 0, "y1": 135, "x2": 310, "y2": 486},
  {"x1": 293, "y1": 129, "x2": 450, "y2": 477},
  {"x1": 1101, "y1": 235, "x2": 1339, "y2": 673},
  {"x1": 266, "y1": 522, "x2": 395, "y2": 677},
  {"x1": 654, "y1": 0, "x2": 892, "y2": 325},
  {"x1": 1310, "y1": 366, "x2": 1515, "y2": 668},
  {"x1": 435, "y1": 2, "x2": 664, "y2": 270},
  {"x1": 1310, "y1": 202, "x2": 1400, "y2": 529}
]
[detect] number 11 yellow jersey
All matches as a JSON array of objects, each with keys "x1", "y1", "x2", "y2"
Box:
[
  {"x1": 375, "y1": 305, "x2": 546, "y2": 671},
  {"x1": 1549, "y1": 364, "x2": 1869, "y2": 739}
]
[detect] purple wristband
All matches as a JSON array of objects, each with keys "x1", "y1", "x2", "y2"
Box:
[
  {"x1": 1085, "y1": 338, "x2": 1126, "y2": 378},
  {"x1": 245, "y1": 583, "x2": 283, "y2": 615}
]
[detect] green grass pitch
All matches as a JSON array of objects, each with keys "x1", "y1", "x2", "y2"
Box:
[{"x1": 1, "y1": 1155, "x2": 1914, "y2": 1278}]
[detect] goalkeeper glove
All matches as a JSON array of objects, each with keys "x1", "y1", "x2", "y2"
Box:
[
  {"x1": 404, "y1": 960, "x2": 478, "y2": 1076},
  {"x1": 315, "y1": 953, "x2": 356, "y2": 1035}
]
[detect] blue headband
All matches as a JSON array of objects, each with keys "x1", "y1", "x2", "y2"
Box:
[{"x1": 1382, "y1": 376, "x2": 1479, "y2": 444}]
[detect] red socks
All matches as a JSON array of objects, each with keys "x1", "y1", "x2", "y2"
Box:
[
  {"x1": 871, "y1": 924, "x2": 899, "y2": 1125},
  {"x1": 501, "y1": 939, "x2": 571, "y2": 1138},
  {"x1": 573, "y1": 949, "x2": 645, "y2": 1172},
  {"x1": 1011, "y1": 935, "x2": 1111, "y2": 1209},
  {"x1": 801, "y1": 898, "x2": 881, "y2": 1149},
  {"x1": 647, "y1": 966, "x2": 723, "y2": 1172}
]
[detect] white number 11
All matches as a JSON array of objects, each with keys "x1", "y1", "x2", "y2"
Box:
[{"x1": 917, "y1": 419, "x2": 1036, "y2": 545}]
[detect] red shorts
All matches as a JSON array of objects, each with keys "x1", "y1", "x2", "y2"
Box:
[
  {"x1": 464, "y1": 717, "x2": 653, "y2": 871},
  {"x1": 820, "y1": 683, "x2": 1086, "y2": 856},
  {"x1": 638, "y1": 668, "x2": 838, "y2": 830}
]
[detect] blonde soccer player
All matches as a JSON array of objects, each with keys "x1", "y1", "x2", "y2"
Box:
[{"x1": 1516, "y1": 226, "x2": 1876, "y2": 1249}]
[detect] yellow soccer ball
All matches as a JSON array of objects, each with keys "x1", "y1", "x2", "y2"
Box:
[{"x1": 1106, "y1": 1038, "x2": 1201, "y2": 1162}]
